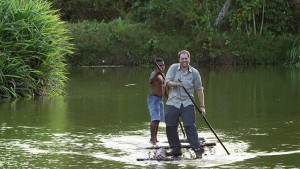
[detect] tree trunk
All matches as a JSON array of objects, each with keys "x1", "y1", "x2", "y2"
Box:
[
  {"x1": 252, "y1": 12, "x2": 257, "y2": 36},
  {"x1": 214, "y1": 0, "x2": 232, "y2": 27},
  {"x1": 244, "y1": 19, "x2": 249, "y2": 35},
  {"x1": 259, "y1": 0, "x2": 265, "y2": 35}
]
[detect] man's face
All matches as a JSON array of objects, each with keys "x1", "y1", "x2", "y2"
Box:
[
  {"x1": 157, "y1": 61, "x2": 165, "y2": 71},
  {"x1": 179, "y1": 53, "x2": 190, "y2": 68}
]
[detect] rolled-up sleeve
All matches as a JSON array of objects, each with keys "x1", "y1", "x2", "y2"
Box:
[
  {"x1": 193, "y1": 69, "x2": 204, "y2": 92},
  {"x1": 165, "y1": 64, "x2": 178, "y2": 85}
]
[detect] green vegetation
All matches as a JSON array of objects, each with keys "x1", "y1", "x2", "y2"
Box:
[
  {"x1": 68, "y1": 19, "x2": 191, "y2": 65},
  {"x1": 50, "y1": 0, "x2": 132, "y2": 22},
  {"x1": 49, "y1": 0, "x2": 299, "y2": 66},
  {"x1": 285, "y1": 38, "x2": 300, "y2": 67},
  {"x1": 1, "y1": 0, "x2": 299, "y2": 98},
  {"x1": 0, "y1": 0, "x2": 73, "y2": 99}
]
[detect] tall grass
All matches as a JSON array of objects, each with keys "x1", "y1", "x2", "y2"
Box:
[{"x1": 0, "y1": 0, "x2": 73, "y2": 99}]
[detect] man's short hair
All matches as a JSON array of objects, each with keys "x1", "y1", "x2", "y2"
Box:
[
  {"x1": 154, "y1": 57, "x2": 164, "y2": 64},
  {"x1": 178, "y1": 50, "x2": 190, "y2": 58}
]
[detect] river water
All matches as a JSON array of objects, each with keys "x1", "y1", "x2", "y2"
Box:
[{"x1": 0, "y1": 65, "x2": 299, "y2": 168}]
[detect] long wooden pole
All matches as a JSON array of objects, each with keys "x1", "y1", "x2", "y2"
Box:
[{"x1": 178, "y1": 79, "x2": 230, "y2": 155}]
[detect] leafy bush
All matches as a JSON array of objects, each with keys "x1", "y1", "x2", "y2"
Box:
[
  {"x1": 49, "y1": 0, "x2": 132, "y2": 22},
  {"x1": 227, "y1": 33, "x2": 295, "y2": 65},
  {"x1": 0, "y1": 0, "x2": 73, "y2": 99},
  {"x1": 285, "y1": 38, "x2": 300, "y2": 67},
  {"x1": 67, "y1": 19, "x2": 190, "y2": 66}
]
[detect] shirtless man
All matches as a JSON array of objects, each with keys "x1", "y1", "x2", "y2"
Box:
[{"x1": 147, "y1": 58, "x2": 165, "y2": 145}]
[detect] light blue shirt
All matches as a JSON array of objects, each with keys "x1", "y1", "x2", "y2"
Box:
[{"x1": 165, "y1": 63, "x2": 203, "y2": 108}]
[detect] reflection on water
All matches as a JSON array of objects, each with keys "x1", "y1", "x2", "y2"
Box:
[{"x1": 0, "y1": 65, "x2": 300, "y2": 168}]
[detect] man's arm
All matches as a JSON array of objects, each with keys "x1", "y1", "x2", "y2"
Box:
[
  {"x1": 149, "y1": 71, "x2": 162, "y2": 84},
  {"x1": 165, "y1": 64, "x2": 182, "y2": 87},
  {"x1": 197, "y1": 90, "x2": 206, "y2": 116}
]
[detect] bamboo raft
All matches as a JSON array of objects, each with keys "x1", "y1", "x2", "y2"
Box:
[{"x1": 137, "y1": 137, "x2": 217, "y2": 161}]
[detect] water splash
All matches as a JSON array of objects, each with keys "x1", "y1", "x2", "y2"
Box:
[{"x1": 1, "y1": 125, "x2": 300, "y2": 168}]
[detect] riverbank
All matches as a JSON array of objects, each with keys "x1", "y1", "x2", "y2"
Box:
[{"x1": 67, "y1": 20, "x2": 297, "y2": 66}]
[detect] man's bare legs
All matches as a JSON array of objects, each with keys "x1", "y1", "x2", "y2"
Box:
[{"x1": 150, "y1": 120, "x2": 159, "y2": 145}]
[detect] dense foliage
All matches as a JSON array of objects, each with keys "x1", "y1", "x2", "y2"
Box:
[
  {"x1": 68, "y1": 19, "x2": 191, "y2": 65},
  {"x1": 50, "y1": 0, "x2": 299, "y2": 34},
  {"x1": 0, "y1": 0, "x2": 73, "y2": 99},
  {"x1": 48, "y1": 0, "x2": 300, "y2": 66},
  {"x1": 1, "y1": 0, "x2": 298, "y2": 99},
  {"x1": 50, "y1": 0, "x2": 132, "y2": 22}
]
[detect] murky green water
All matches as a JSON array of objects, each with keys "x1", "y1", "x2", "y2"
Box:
[{"x1": 1, "y1": 65, "x2": 299, "y2": 168}]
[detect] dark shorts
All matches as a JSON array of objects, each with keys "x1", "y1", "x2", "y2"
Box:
[
  {"x1": 147, "y1": 95, "x2": 165, "y2": 122},
  {"x1": 165, "y1": 104, "x2": 195, "y2": 126}
]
